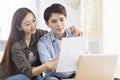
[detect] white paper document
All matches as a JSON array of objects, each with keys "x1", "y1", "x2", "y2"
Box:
[{"x1": 56, "y1": 37, "x2": 89, "y2": 72}]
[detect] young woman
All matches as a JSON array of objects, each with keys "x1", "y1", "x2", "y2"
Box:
[{"x1": 0, "y1": 8, "x2": 82, "y2": 80}]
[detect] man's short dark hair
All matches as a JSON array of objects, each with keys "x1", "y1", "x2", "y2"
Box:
[{"x1": 44, "y1": 3, "x2": 67, "y2": 22}]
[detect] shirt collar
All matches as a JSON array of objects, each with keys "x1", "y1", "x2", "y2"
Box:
[{"x1": 50, "y1": 29, "x2": 71, "y2": 42}]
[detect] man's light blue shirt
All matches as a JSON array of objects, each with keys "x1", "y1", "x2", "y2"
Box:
[
  {"x1": 37, "y1": 29, "x2": 73, "y2": 64},
  {"x1": 37, "y1": 28, "x2": 90, "y2": 79}
]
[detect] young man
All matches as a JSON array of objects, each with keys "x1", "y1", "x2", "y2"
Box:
[{"x1": 37, "y1": 3, "x2": 89, "y2": 80}]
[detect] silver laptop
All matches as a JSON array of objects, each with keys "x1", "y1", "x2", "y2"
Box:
[{"x1": 76, "y1": 54, "x2": 118, "y2": 80}]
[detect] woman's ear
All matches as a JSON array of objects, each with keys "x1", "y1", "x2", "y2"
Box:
[
  {"x1": 18, "y1": 27, "x2": 22, "y2": 31},
  {"x1": 16, "y1": 25, "x2": 22, "y2": 31}
]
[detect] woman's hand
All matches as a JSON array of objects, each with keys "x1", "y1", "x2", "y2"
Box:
[{"x1": 70, "y1": 25, "x2": 83, "y2": 37}]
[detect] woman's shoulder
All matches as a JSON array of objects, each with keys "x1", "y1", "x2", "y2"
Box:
[
  {"x1": 32, "y1": 29, "x2": 48, "y2": 41},
  {"x1": 11, "y1": 40, "x2": 26, "y2": 50},
  {"x1": 36, "y1": 29, "x2": 48, "y2": 35}
]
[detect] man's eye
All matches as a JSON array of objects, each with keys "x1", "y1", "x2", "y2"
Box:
[
  {"x1": 60, "y1": 19, "x2": 63, "y2": 21},
  {"x1": 60, "y1": 18, "x2": 64, "y2": 21},
  {"x1": 51, "y1": 21, "x2": 56, "y2": 23}
]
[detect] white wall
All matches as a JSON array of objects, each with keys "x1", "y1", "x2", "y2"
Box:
[
  {"x1": 103, "y1": 1, "x2": 120, "y2": 77},
  {"x1": 103, "y1": 0, "x2": 120, "y2": 54},
  {"x1": 103, "y1": 0, "x2": 120, "y2": 66}
]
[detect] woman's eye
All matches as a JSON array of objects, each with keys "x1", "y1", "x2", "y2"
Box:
[
  {"x1": 33, "y1": 19, "x2": 36, "y2": 22},
  {"x1": 26, "y1": 24, "x2": 30, "y2": 26}
]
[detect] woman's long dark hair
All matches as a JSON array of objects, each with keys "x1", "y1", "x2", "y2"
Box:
[{"x1": 0, "y1": 8, "x2": 35, "y2": 77}]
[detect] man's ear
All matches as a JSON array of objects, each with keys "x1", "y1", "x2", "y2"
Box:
[{"x1": 45, "y1": 22, "x2": 50, "y2": 28}]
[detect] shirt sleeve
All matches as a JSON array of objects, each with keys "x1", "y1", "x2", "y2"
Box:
[
  {"x1": 11, "y1": 43, "x2": 32, "y2": 77},
  {"x1": 37, "y1": 39, "x2": 53, "y2": 64}
]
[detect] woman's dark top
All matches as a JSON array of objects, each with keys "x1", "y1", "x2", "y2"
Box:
[{"x1": 0, "y1": 29, "x2": 48, "y2": 80}]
